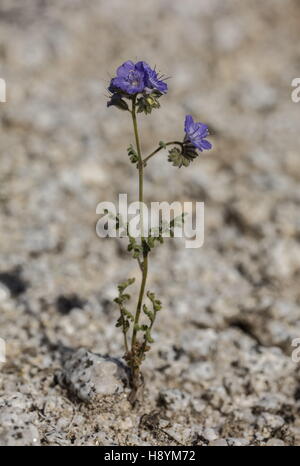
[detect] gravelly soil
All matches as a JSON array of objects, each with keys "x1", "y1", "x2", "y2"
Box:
[{"x1": 0, "y1": 0, "x2": 300, "y2": 446}]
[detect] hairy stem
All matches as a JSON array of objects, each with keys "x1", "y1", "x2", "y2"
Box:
[
  {"x1": 130, "y1": 97, "x2": 149, "y2": 390},
  {"x1": 131, "y1": 96, "x2": 144, "y2": 225},
  {"x1": 143, "y1": 141, "x2": 183, "y2": 166}
]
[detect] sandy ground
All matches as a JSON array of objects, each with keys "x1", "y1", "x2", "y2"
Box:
[{"x1": 0, "y1": 0, "x2": 300, "y2": 445}]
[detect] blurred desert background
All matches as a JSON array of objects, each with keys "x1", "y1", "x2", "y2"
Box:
[{"x1": 0, "y1": 0, "x2": 300, "y2": 446}]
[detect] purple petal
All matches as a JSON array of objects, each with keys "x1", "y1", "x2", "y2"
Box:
[
  {"x1": 116, "y1": 61, "x2": 135, "y2": 78},
  {"x1": 136, "y1": 61, "x2": 168, "y2": 94},
  {"x1": 184, "y1": 115, "x2": 194, "y2": 133},
  {"x1": 155, "y1": 80, "x2": 168, "y2": 93},
  {"x1": 111, "y1": 77, "x2": 126, "y2": 88},
  {"x1": 196, "y1": 123, "x2": 209, "y2": 138},
  {"x1": 200, "y1": 139, "x2": 212, "y2": 150},
  {"x1": 135, "y1": 61, "x2": 149, "y2": 72}
]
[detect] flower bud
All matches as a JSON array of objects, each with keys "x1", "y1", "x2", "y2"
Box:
[{"x1": 107, "y1": 94, "x2": 129, "y2": 111}]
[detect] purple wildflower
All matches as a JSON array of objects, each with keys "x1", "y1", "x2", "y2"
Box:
[
  {"x1": 184, "y1": 115, "x2": 212, "y2": 151},
  {"x1": 108, "y1": 60, "x2": 168, "y2": 97},
  {"x1": 136, "y1": 61, "x2": 168, "y2": 94},
  {"x1": 110, "y1": 60, "x2": 145, "y2": 95}
]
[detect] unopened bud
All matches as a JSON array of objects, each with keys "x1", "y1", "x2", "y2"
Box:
[{"x1": 107, "y1": 94, "x2": 129, "y2": 111}]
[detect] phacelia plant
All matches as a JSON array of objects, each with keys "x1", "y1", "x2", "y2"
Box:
[{"x1": 107, "y1": 60, "x2": 212, "y2": 404}]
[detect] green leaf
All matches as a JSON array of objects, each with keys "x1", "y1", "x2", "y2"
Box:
[
  {"x1": 117, "y1": 278, "x2": 135, "y2": 294},
  {"x1": 146, "y1": 291, "x2": 162, "y2": 313},
  {"x1": 123, "y1": 308, "x2": 134, "y2": 321},
  {"x1": 154, "y1": 300, "x2": 162, "y2": 312},
  {"x1": 168, "y1": 147, "x2": 190, "y2": 168},
  {"x1": 145, "y1": 328, "x2": 154, "y2": 343},
  {"x1": 143, "y1": 304, "x2": 154, "y2": 323},
  {"x1": 127, "y1": 144, "x2": 139, "y2": 164},
  {"x1": 114, "y1": 277, "x2": 135, "y2": 335},
  {"x1": 115, "y1": 317, "x2": 123, "y2": 328},
  {"x1": 128, "y1": 237, "x2": 143, "y2": 259}
]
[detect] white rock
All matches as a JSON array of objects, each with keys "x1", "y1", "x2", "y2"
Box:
[
  {"x1": 227, "y1": 437, "x2": 250, "y2": 446},
  {"x1": 58, "y1": 348, "x2": 128, "y2": 402},
  {"x1": 266, "y1": 438, "x2": 285, "y2": 446},
  {"x1": 210, "y1": 439, "x2": 228, "y2": 446},
  {"x1": 203, "y1": 427, "x2": 218, "y2": 441}
]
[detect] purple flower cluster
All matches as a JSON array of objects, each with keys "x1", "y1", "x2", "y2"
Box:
[
  {"x1": 107, "y1": 60, "x2": 212, "y2": 157},
  {"x1": 109, "y1": 60, "x2": 168, "y2": 96},
  {"x1": 184, "y1": 115, "x2": 212, "y2": 152}
]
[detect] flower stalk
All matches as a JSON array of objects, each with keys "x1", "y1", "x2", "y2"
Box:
[
  {"x1": 143, "y1": 141, "x2": 183, "y2": 166},
  {"x1": 107, "y1": 60, "x2": 212, "y2": 405},
  {"x1": 130, "y1": 96, "x2": 149, "y2": 400}
]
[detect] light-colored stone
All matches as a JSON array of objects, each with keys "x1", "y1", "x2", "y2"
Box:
[
  {"x1": 209, "y1": 439, "x2": 228, "y2": 446},
  {"x1": 266, "y1": 438, "x2": 285, "y2": 447},
  {"x1": 58, "y1": 348, "x2": 128, "y2": 402}
]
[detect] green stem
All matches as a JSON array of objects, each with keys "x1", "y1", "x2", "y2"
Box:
[
  {"x1": 143, "y1": 141, "x2": 183, "y2": 166},
  {"x1": 131, "y1": 97, "x2": 144, "y2": 226},
  {"x1": 130, "y1": 97, "x2": 149, "y2": 364}
]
